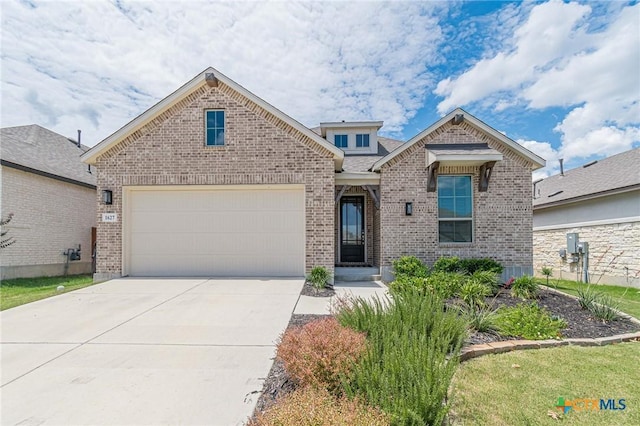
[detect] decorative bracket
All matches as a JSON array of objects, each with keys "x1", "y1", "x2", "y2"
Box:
[
  {"x1": 363, "y1": 185, "x2": 380, "y2": 209},
  {"x1": 335, "y1": 185, "x2": 351, "y2": 203},
  {"x1": 479, "y1": 161, "x2": 496, "y2": 192},
  {"x1": 427, "y1": 161, "x2": 440, "y2": 192}
]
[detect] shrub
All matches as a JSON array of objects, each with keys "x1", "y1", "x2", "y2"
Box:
[
  {"x1": 308, "y1": 266, "x2": 331, "y2": 290},
  {"x1": 459, "y1": 258, "x2": 504, "y2": 274},
  {"x1": 495, "y1": 303, "x2": 566, "y2": 340},
  {"x1": 511, "y1": 275, "x2": 539, "y2": 300},
  {"x1": 389, "y1": 271, "x2": 466, "y2": 300},
  {"x1": 432, "y1": 256, "x2": 504, "y2": 275},
  {"x1": 337, "y1": 289, "x2": 468, "y2": 425},
  {"x1": 470, "y1": 270, "x2": 501, "y2": 295},
  {"x1": 541, "y1": 267, "x2": 553, "y2": 286},
  {"x1": 459, "y1": 279, "x2": 491, "y2": 310},
  {"x1": 249, "y1": 386, "x2": 390, "y2": 426},
  {"x1": 464, "y1": 306, "x2": 499, "y2": 333},
  {"x1": 388, "y1": 275, "x2": 432, "y2": 296},
  {"x1": 392, "y1": 256, "x2": 428, "y2": 278},
  {"x1": 577, "y1": 285, "x2": 599, "y2": 310},
  {"x1": 577, "y1": 286, "x2": 619, "y2": 321},
  {"x1": 589, "y1": 294, "x2": 620, "y2": 321},
  {"x1": 277, "y1": 317, "x2": 367, "y2": 393},
  {"x1": 432, "y1": 256, "x2": 462, "y2": 273},
  {"x1": 428, "y1": 271, "x2": 467, "y2": 299}
]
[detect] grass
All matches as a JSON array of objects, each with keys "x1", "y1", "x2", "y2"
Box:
[
  {"x1": 450, "y1": 343, "x2": 640, "y2": 425},
  {"x1": 1, "y1": 275, "x2": 94, "y2": 310},
  {"x1": 539, "y1": 278, "x2": 640, "y2": 319}
]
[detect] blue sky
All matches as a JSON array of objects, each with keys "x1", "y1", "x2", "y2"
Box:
[{"x1": 1, "y1": 0, "x2": 638, "y2": 178}]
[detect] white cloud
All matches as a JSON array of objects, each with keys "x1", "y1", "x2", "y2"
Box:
[
  {"x1": 518, "y1": 139, "x2": 561, "y2": 180},
  {"x1": 0, "y1": 0, "x2": 449, "y2": 145},
  {"x1": 434, "y1": 0, "x2": 640, "y2": 167}
]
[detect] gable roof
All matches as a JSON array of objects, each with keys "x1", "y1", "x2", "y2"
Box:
[
  {"x1": 81, "y1": 67, "x2": 344, "y2": 170},
  {"x1": 1, "y1": 124, "x2": 96, "y2": 187},
  {"x1": 371, "y1": 108, "x2": 545, "y2": 172},
  {"x1": 533, "y1": 147, "x2": 640, "y2": 209}
]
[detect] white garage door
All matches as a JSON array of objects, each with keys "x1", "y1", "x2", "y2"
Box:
[{"x1": 125, "y1": 186, "x2": 305, "y2": 277}]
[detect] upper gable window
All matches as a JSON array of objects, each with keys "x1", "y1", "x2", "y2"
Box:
[
  {"x1": 205, "y1": 110, "x2": 225, "y2": 146},
  {"x1": 356, "y1": 134, "x2": 370, "y2": 148},
  {"x1": 334, "y1": 134, "x2": 348, "y2": 148}
]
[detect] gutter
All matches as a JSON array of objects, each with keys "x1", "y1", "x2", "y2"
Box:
[{"x1": 1, "y1": 160, "x2": 97, "y2": 190}]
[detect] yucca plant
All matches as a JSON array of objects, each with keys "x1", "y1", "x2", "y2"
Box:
[
  {"x1": 511, "y1": 275, "x2": 539, "y2": 300},
  {"x1": 307, "y1": 266, "x2": 331, "y2": 291}
]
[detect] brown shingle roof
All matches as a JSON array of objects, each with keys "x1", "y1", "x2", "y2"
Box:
[
  {"x1": 1, "y1": 125, "x2": 96, "y2": 186},
  {"x1": 533, "y1": 147, "x2": 640, "y2": 208}
]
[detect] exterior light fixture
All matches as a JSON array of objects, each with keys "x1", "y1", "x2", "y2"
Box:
[
  {"x1": 102, "y1": 190, "x2": 113, "y2": 205},
  {"x1": 405, "y1": 202, "x2": 413, "y2": 216}
]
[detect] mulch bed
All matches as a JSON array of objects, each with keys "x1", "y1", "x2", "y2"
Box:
[
  {"x1": 300, "y1": 281, "x2": 335, "y2": 297},
  {"x1": 252, "y1": 287, "x2": 640, "y2": 417},
  {"x1": 464, "y1": 287, "x2": 639, "y2": 346}
]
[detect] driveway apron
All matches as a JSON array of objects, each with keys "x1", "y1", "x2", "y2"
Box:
[{"x1": 0, "y1": 278, "x2": 303, "y2": 425}]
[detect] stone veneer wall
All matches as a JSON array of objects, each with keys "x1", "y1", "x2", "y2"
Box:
[
  {"x1": 379, "y1": 121, "x2": 535, "y2": 282},
  {"x1": 94, "y1": 82, "x2": 335, "y2": 281},
  {"x1": 533, "y1": 221, "x2": 640, "y2": 287}
]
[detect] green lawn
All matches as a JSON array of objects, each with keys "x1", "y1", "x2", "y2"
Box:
[
  {"x1": 450, "y1": 343, "x2": 640, "y2": 425},
  {"x1": 1, "y1": 275, "x2": 95, "y2": 310},
  {"x1": 538, "y1": 278, "x2": 640, "y2": 319}
]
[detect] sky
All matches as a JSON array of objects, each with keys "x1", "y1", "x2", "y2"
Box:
[{"x1": 1, "y1": 0, "x2": 638, "y2": 179}]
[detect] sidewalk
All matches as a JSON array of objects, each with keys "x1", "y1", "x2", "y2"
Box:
[{"x1": 294, "y1": 281, "x2": 389, "y2": 315}]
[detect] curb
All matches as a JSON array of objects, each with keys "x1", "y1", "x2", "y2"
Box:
[{"x1": 460, "y1": 331, "x2": 640, "y2": 362}]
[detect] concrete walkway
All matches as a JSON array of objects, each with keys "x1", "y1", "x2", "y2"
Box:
[
  {"x1": 294, "y1": 281, "x2": 389, "y2": 315},
  {"x1": 1, "y1": 278, "x2": 303, "y2": 426}
]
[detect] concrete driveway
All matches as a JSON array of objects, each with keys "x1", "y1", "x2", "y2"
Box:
[{"x1": 0, "y1": 278, "x2": 303, "y2": 426}]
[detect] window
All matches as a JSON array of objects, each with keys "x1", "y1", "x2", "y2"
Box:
[
  {"x1": 334, "y1": 134, "x2": 348, "y2": 148},
  {"x1": 438, "y1": 175, "x2": 472, "y2": 242},
  {"x1": 205, "y1": 110, "x2": 225, "y2": 146},
  {"x1": 356, "y1": 134, "x2": 370, "y2": 147}
]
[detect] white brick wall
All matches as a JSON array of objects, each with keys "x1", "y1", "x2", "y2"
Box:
[{"x1": 1, "y1": 166, "x2": 96, "y2": 277}]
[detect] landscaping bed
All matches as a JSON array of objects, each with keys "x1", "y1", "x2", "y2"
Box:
[
  {"x1": 465, "y1": 287, "x2": 640, "y2": 346},
  {"x1": 251, "y1": 257, "x2": 640, "y2": 424}
]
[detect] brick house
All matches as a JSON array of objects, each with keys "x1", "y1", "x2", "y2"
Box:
[
  {"x1": 82, "y1": 68, "x2": 544, "y2": 283},
  {"x1": 1, "y1": 125, "x2": 97, "y2": 279}
]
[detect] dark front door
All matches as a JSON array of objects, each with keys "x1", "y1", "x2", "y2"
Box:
[{"x1": 340, "y1": 196, "x2": 365, "y2": 263}]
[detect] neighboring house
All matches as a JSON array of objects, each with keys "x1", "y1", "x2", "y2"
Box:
[
  {"x1": 0, "y1": 125, "x2": 97, "y2": 279},
  {"x1": 81, "y1": 67, "x2": 544, "y2": 283},
  {"x1": 533, "y1": 148, "x2": 640, "y2": 287}
]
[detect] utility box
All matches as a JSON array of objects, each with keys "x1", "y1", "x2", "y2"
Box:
[{"x1": 567, "y1": 233, "x2": 579, "y2": 254}]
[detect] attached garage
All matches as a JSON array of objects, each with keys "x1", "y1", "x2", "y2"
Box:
[{"x1": 123, "y1": 185, "x2": 305, "y2": 277}]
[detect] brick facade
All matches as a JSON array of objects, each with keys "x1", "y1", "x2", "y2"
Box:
[
  {"x1": 378, "y1": 121, "x2": 535, "y2": 281},
  {"x1": 1, "y1": 166, "x2": 96, "y2": 279},
  {"x1": 94, "y1": 82, "x2": 335, "y2": 280}
]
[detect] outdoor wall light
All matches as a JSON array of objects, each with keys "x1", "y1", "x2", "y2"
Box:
[
  {"x1": 102, "y1": 190, "x2": 113, "y2": 205},
  {"x1": 405, "y1": 202, "x2": 413, "y2": 216}
]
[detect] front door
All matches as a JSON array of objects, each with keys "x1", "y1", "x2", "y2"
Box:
[{"x1": 340, "y1": 196, "x2": 365, "y2": 263}]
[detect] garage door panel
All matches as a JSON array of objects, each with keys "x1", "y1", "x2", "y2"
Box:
[{"x1": 127, "y1": 187, "x2": 305, "y2": 277}]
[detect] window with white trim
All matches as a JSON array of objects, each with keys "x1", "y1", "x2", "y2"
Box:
[
  {"x1": 205, "y1": 110, "x2": 225, "y2": 146},
  {"x1": 356, "y1": 133, "x2": 369, "y2": 147},
  {"x1": 334, "y1": 134, "x2": 348, "y2": 148},
  {"x1": 438, "y1": 175, "x2": 472, "y2": 242}
]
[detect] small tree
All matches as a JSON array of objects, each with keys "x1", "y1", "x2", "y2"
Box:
[
  {"x1": 0, "y1": 213, "x2": 16, "y2": 249},
  {"x1": 541, "y1": 267, "x2": 553, "y2": 287}
]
